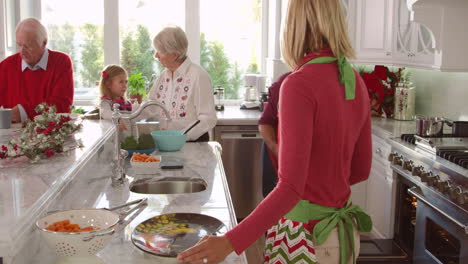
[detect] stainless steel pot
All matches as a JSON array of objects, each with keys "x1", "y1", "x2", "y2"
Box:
[
  {"x1": 415, "y1": 116, "x2": 445, "y2": 137},
  {"x1": 445, "y1": 120, "x2": 468, "y2": 137}
]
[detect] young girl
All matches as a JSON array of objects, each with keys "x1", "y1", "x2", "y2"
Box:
[{"x1": 99, "y1": 65, "x2": 134, "y2": 121}]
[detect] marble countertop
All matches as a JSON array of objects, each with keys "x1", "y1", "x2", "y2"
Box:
[
  {"x1": 31, "y1": 142, "x2": 245, "y2": 264},
  {"x1": 216, "y1": 105, "x2": 262, "y2": 126},
  {"x1": 0, "y1": 120, "x2": 115, "y2": 258},
  {"x1": 1, "y1": 120, "x2": 245, "y2": 264},
  {"x1": 371, "y1": 117, "x2": 416, "y2": 139}
]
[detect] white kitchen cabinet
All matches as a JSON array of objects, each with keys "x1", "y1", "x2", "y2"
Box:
[
  {"x1": 349, "y1": 0, "x2": 394, "y2": 64},
  {"x1": 392, "y1": 0, "x2": 436, "y2": 69},
  {"x1": 365, "y1": 133, "x2": 396, "y2": 239}
]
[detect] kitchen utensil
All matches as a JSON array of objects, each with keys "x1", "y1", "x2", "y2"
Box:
[
  {"x1": 182, "y1": 120, "x2": 200, "y2": 135},
  {"x1": 214, "y1": 87, "x2": 225, "y2": 111},
  {"x1": 445, "y1": 120, "x2": 468, "y2": 137},
  {"x1": 131, "y1": 213, "x2": 226, "y2": 257},
  {"x1": 36, "y1": 198, "x2": 147, "y2": 257},
  {"x1": 415, "y1": 116, "x2": 445, "y2": 137},
  {"x1": 244, "y1": 86, "x2": 257, "y2": 102},
  {"x1": 151, "y1": 130, "x2": 187, "y2": 152}
]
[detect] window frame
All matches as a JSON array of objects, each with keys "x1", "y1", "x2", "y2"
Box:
[{"x1": 1, "y1": 0, "x2": 277, "y2": 105}]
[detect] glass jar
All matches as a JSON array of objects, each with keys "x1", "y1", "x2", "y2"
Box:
[{"x1": 393, "y1": 82, "x2": 416, "y2": 120}]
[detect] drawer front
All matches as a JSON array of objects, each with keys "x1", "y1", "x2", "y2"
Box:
[{"x1": 372, "y1": 134, "x2": 391, "y2": 165}]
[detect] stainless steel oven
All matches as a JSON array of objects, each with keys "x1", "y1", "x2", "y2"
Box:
[{"x1": 387, "y1": 134, "x2": 468, "y2": 264}]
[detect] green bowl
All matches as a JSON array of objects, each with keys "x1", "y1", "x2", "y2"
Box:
[{"x1": 151, "y1": 130, "x2": 187, "y2": 152}]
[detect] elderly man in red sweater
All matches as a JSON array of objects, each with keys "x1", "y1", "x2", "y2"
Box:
[{"x1": 0, "y1": 18, "x2": 74, "y2": 122}]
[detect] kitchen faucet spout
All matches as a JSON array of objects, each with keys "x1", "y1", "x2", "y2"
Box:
[{"x1": 111, "y1": 100, "x2": 171, "y2": 186}]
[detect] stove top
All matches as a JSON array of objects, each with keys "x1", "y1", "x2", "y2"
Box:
[{"x1": 400, "y1": 134, "x2": 468, "y2": 169}]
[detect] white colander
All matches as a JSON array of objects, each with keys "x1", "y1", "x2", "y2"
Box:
[{"x1": 36, "y1": 198, "x2": 147, "y2": 257}]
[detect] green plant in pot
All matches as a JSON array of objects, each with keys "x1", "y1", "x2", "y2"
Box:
[{"x1": 127, "y1": 73, "x2": 147, "y2": 104}]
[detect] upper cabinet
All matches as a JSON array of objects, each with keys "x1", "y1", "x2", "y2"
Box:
[
  {"x1": 349, "y1": 0, "x2": 394, "y2": 64},
  {"x1": 393, "y1": 0, "x2": 436, "y2": 68},
  {"x1": 347, "y1": 0, "x2": 468, "y2": 72},
  {"x1": 410, "y1": 0, "x2": 468, "y2": 72}
]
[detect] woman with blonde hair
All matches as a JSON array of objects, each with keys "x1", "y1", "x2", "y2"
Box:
[{"x1": 178, "y1": 0, "x2": 372, "y2": 263}]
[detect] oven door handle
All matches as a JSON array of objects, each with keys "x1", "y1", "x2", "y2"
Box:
[{"x1": 408, "y1": 187, "x2": 468, "y2": 235}]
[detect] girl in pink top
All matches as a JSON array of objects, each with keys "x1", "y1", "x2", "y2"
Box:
[{"x1": 178, "y1": 1, "x2": 373, "y2": 264}]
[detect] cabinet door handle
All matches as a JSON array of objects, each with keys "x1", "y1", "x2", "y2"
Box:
[
  {"x1": 375, "y1": 148, "x2": 382, "y2": 156},
  {"x1": 386, "y1": 52, "x2": 391, "y2": 56}
]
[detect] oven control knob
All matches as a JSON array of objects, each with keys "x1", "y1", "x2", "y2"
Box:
[
  {"x1": 426, "y1": 174, "x2": 440, "y2": 187},
  {"x1": 393, "y1": 156, "x2": 403, "y2": 166},
  {"x1": 449, "y1": 186, "x2": 463, "y2": 200},
  {"x1": 420, "y1": 171, "x2": 433, "y2": 183},
  {"x1": 403, "y1": 160, "x2": 414, "y2": 171},
  {"x1": 435, "y1": 180, "x2": 450, "y2": 193},
  {"x1": 388, "y1": 152, "x2": 396, "y2": 162},
  {"x1": 458, "y1": 192, "x2": 468, "y2": 205},
  {"x1": 412, "y1": 166, "x2": 424, "y2": 177}
]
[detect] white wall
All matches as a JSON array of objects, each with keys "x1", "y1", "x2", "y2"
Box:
[{"x1": 411, "y1": 69, "x2": 468, "y2": 121}]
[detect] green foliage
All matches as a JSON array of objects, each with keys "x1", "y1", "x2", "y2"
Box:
[
  {"x1": 71, "y1": 107, "x2": 85, "y2": 114},
  {"x1": 200, "y1": 33, "x2": 210, "y2": 72},
  {"x1": 121, "y1": 134, "x2": 154, "y2": 150},
  {"x1": 121, "y1": 136, "x2": 138, "y2": 150},
  {"x1": 230, "y1": 62, "x2": 243, "y2": 97},
  {"x1": 137, "y1": 134, "x2": 155, "y2": 149},
  {"x1": 47, "y1": 23, "x2": 78, "y2": 87},
  {"x1": 128, "y1": 73, "x2": 147, "y2": 97},
  {"x1": 121, "y1": 31, "x2": 138, "y2": 77},
  {"x1": 80, "y1": 24, "x2": 104, "y2": 87},
  {"x1": 134, "y1": 25, "x2": 155, "y2": 79},
  {"x1": 121, "y1": 25, "x2": 155, "y2": 80}
]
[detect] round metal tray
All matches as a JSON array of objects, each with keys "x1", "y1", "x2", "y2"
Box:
[{"x1": 131, "y1": 213, "x2": 226, "y2": 257}]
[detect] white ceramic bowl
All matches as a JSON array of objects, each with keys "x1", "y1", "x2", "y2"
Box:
[
  {"x1": 130, "y1": 155, "x2": 161, "y2": 174},
  {"x1": 36, "y1": 209, "x2": 119, "y2": 257}
]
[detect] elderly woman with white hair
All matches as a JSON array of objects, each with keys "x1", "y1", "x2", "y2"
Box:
[{"x1": 145, "y1": 26, "x2": 217, "y2": 142}]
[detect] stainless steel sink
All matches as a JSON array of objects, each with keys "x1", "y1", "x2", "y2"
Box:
[{"x1": 129, "y1": 177, "x2": 207, "y2": 194}]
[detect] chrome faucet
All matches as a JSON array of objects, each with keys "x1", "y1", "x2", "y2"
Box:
[{"x1": 111, "y1": 100, "x2": 171, "y2": 186}]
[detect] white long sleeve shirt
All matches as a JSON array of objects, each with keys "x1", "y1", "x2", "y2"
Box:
[{"x1": 146, "y1": 58, "x2": 217, "y2": 141}]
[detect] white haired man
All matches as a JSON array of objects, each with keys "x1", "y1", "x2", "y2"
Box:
[{"x1": 0, "y1": 18, "x2": 74, "y2": 122}]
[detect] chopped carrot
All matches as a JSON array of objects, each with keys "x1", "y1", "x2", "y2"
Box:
[
  {"x1": 45, "y1": 219, "x2": 98, "y2": 233},
  {"x1": 131, "y1": 153, "x2": 160, "y2": 163}
]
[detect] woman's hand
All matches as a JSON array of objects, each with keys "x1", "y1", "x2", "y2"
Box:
[{"x1": 177, "y1": 235, "x2": 234, "y2": 264}]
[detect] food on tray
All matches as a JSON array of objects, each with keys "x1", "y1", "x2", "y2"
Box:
[
  {"x1": 45, "y1": 219, "x2": 99, "y2": 233},
  {"x1": 135, "y1": 214, "x2": 196, "y2": 236},
  {"x1": 121, "y1": 134, "x2": 155, "y2": 150},
  {"x1": 131, "y1": 153, "x2": 161, "y2": 163}
]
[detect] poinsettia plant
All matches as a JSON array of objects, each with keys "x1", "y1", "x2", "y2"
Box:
[
  {"x1": 359, "y1": 65, "x2": 404, "y2": 118},
  {"x1": 0, "y1": 103, "x2": 83, "y2": 162}
]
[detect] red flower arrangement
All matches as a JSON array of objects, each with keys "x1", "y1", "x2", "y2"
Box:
[
  {"x1": 0, "y1": 103, "x2": 83, "y2": 162},
  {"x1": 360, "y1": 65, "x2": 403, "y2": 118}
]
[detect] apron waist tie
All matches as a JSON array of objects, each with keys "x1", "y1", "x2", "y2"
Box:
[{"x1": 284, "y1": 199, "x2": 372, "y2": 264}]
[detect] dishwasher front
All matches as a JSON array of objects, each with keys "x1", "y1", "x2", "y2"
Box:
[{"x1": 214, "y1": 125, "x2": 264, "y2": 219}]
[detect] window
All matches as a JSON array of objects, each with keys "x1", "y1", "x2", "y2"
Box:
[
  {"x1": 200, "y1": 0, "x2": 262, "y2": 99},
  {"x1": 8, "y1": 0, "x2": 264, "y2": 105},
  {"x1": 118, "y1": 0, "x2": 184, "y2": 82},
  {"x1": 42, "y1": 0, "x2": 104, "y2": 91}
]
